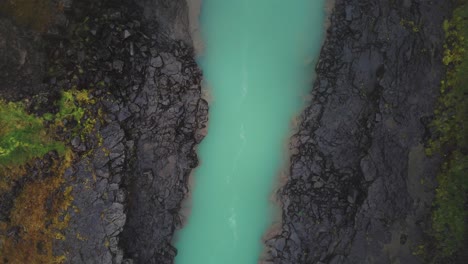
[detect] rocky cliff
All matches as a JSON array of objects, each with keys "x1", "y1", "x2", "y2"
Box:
[
  {"x1": 265, "y1": 0, "x2": 453, "y2": 263},
  {"x1": 0, "y1": 0, "x2": 206, "y2": 263}
]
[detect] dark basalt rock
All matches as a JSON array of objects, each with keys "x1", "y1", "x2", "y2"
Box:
[
  {"x1": 133, "y1": 0, "x2": 192, "y2": 44},
  {"x1": 118, "y1": 32, "x2": 206, "y2": 264},
  {"x1": 265, "y1": 0, "x2": 452, "y2": 263},
  {"x1": 53, "y1": 121, "x2": 129, "y2": 264},
  {"x1": 51, "y1": 0, "x2": 206, "y2": 263},
  {"x1": 0, "y1": 0, "x2": 205, "y2": 263},
  {"x1": 0, "y1": 18, "x2": 47, "y2": 101}
]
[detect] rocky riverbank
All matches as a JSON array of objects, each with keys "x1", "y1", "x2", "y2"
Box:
[
  {"x1": 0, "y1": 0, "x2": 206, "y2": 263},
  {"x1": 265, "y1": 0, "x2": 454, "y2": 263}
]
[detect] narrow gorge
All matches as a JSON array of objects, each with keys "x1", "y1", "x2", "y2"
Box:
[
  {"x1": 0, "y1": 0, "x2": 466, "y2": 264},
  {"x1": 175, "y1": 1, "x2": 325, "y2": 263}
]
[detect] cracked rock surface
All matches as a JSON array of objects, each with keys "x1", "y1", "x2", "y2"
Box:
[
  {"x1": 0, "y1": 0, "x2": 205, "y2": 263},
  {"x1": 265, "y1": 1, "x2": 451, "y2": 263},
  {"x1": 55, "y1": 1, "x2": 207, "y2": 263}
]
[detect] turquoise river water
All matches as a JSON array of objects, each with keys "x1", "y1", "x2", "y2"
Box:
[{"x1": 175, "y1": 0, "x2": 325, "y2": 263}]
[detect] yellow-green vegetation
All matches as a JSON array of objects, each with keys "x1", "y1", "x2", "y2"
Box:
[
  {"x1": 425, "y1": 1, "x2": 468, "y2": 261},
  {"x1": 55, "y1": 89, "x2": 97, "y2": 143},
  {"x1": 57, "y1": 89, "x2": 93, "y2": 123},
  {"x1": 0, "y1": 0, "x2": 59, "y2": 31},
  {"x1": 400, "y1": 19, "x2": 420, "y2": 33},
  {"x1": 0, "y1": 151, "x2": 74, "y2": 264},
  {"x1": 0, "y1": 88, "x2": 98, "y2": 264},
  {"x1": 0, "y1": 89, "x2": 94, "y2": 191},
  {"x1": 0, "y1": 101, "x2": 65, "y2": 166},
  {"x1": 0, "y1": 101, "x2": 65, "y2": 193}
]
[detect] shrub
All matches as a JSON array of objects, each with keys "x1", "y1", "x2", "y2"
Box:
[{"x1": 426, "y1": 2, "x2": 468, "y2": 261}]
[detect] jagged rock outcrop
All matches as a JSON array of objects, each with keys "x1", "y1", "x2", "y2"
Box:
[
  {"x1": 118, "y1": 26, "x2": 207, "y2": 264},
  {"x1": 54, "y1": 1, "x2": 206, "y2": 263},
  {"x1": 0, "y1": 0, "x2": 205, "y2": 263},
  {"x1": 266, "y1": 1, "x2": 452, "y2": 263}
]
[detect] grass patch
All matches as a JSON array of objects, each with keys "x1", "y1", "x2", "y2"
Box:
[
  {"x1": 0, "y1": 101, "x2": 65, "y2": 192},
  {"x1": 0, "y1": 101, "x2": 66, "y2": 166},
  {"x1": 0, "y1": 151, "x2": 74, "y2": 264},
  {"x1": 0, "y1": 88, "x2": 95, "y2": 190},
  {"x1": 0, "y1": 88, "x2": 99, "y2": 263},
  {"x1": 425, "y1": 1, "x2": 468, "y2": 261}
]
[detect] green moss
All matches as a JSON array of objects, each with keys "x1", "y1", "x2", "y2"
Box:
[
  {"x1": 425, "y1": 2, "x2": 468, "y2": 262},
  {"x1": 55, "y1": 89, "x2": 98, "y2": 145},
  {"x1": 0, "y1": 101, "x2": 65, "y2": 167},
  {"x1": 0, "y1": 89, "x2": 94, "y2": 171},
  {"x1": 57, "y1": 90, "x2": 85, "y2": 123},
  {"x1": 0, "y1": 88, "x2": 97, "y2": 190},
  {"x1": 0, "y1": 88, "x2": 100, "y2": 263},
  {"x1": 432, "y1": 153, "x2": 468, "y2": 256}
]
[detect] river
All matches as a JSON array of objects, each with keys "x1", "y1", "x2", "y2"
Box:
[{"x1": 175, "y1": 1, "x2": 325, "y2": 263}]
